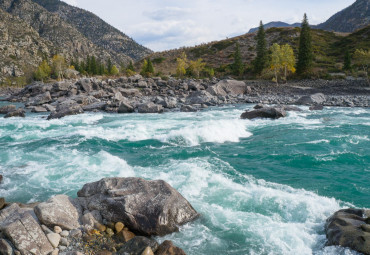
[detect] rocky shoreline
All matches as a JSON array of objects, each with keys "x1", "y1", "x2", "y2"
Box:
[
  {"x1": 0, "y1": 76, "x2": 369, "y2": 120},
  {"x1": 0, "y1": 177, "x2": 196, "y2": 255}
]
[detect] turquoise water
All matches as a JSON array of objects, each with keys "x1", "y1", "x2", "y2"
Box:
[{"x1": 0, "y1": 101, "x2": 369, "y2": 255}]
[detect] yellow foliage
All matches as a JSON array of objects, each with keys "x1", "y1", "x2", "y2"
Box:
[
  {"x1": 188, "y1": 58, "x2": 206, "y2": 78},
  {"x1": 176, "y1": 52, "x2": 188, "y2": 78},
  {"x1": 270, "y1": 43, "x2": 296, "y2": 84}
]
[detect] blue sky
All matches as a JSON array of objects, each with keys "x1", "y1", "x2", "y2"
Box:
[{"x1": 62, "y1": 0, "x2": 355, "y2": 52}]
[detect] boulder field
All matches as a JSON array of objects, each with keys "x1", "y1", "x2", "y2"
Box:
[
  {"x1": 0, "y1": 177, "x2": 199, "y2": 255},
  {"x1": 0, "y1": 76, "x2": 369, "y2": 119}
]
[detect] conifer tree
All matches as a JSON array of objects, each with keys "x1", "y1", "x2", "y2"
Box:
[
  {"x1": 91, "y1": 56, "x2": 97, "y2": 75},
  {"x1": 296, "y1": 14, "x2": 313, "y2": 76},
  {"x1": 233, "y1": 42, "x2": 244, "y2": 77},
  {"x1": 343, "y1": 50, "x2": 352, "y2": 71},
  {"x1": 107, "y1": 58, "x2": 113, "y2": 74},
  {"x1": 147, "y1": 59, "x2": 154, "y2": 74},
  {"x1": 127, "y1": 61, "x2": 134, "y2": 71},
  {"x1": 254, "y1": 21, "x2": 267, "y2": 75}
]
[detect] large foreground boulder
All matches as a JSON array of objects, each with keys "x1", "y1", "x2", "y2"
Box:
[
  {"x1": 34, "y1": 195, "x2": 82, "y2": 230},
  {"x1": 77, "y1": 177, "x2": 199, "y2": 236},
  {"x1": 0, "y1": 204, "x2": 54, "y2": 255},
  {"x1": 241, "y1": 107, "x2": 286, "y2": 120},
  {"x1": 26, "y1": 91, "x2": 52, "y2": 106},
  {"x1": 186, "y1": 90, "x2": 216, "y2": 105},
  {"x1": 325, "y1": 208, "x2": 370, "y2": 255},
  {"x1": 296, "y1": 93, "x2": 326, "y2": 105},
  {"x1": 47, "y1": 103, "x2": 84, "y2": 120}
]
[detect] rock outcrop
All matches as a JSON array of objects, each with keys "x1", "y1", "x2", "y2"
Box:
[
  {"x1": 77, "y1": 177, "x2": 200, "y2": 236},
  {"x1": 325, "y1": 208, "x2": 370, "y2": 255}
]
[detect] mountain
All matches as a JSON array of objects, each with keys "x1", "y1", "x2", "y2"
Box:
[
  {"x1": 31, "y1": 0, "x2": 152, "y2": 61},
  {"x1": 248, "y1": 22, "x2": 301, "y2": 33},
  {"x1": 248, "y1": 0, "x2": 369, "y2": 34},
  {"x1": 317, "y1": 0, "x2": 370, "y2": 32},
  {"x1": 0, "y1": 0, "x2": 151, "y2": 85},
  {"x1": 146, "y1": 25, "x2": 370, "y2": 76}
]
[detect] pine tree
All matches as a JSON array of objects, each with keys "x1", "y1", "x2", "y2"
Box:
[
  {"x1": 233, "y1": 42, "x2": 244, "y2": 77},
  {"x1": 147, "y1": 59, "x2": 154, "y2": 74},
  {"x1": 343, "y1": 50, "x2": 352, "y2": 71},
  {"x1": 296, "y1": 14, "x2": 313, "y2": 76},
  {"x1": 91, "y1": 56, "x2": 97, "y2": 75},
  {"x1": 254, "y1": 21, "x2": 267, "y2": 75},
  {"x1": 107, "y1": 58, "x2": 113, "y2": 74},
  {"x1": 127, "y1": 61, "x2": 134, "y2": 71}
]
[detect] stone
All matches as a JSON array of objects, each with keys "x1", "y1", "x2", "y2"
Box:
[
  {"x1": 96, "y1": 251, "x2": 112, "y2": 255},
  {"x1": 116, "y1": 237, "x2": 159, "y2": 255},
  {"x1": 26, "y1": 91, "x2": 52, "y2": 106},
  {"x1": 106, "y1": 228, "x2": 114, "y2": 237},
  {"x1": 2, "y1": 211, "x2": 54, "y2": 255},
  {"x1": 51, "y1": 248, "x2": 59, "y2": 255},
  {"x1": 44, "y1": 104, "x2": 56, "y2": 112},
  {"x1": 119, "y1": 89, "x2": 142, "y2": 97},
  {"x1": 0, "y1": 174, "x2": 2, "y2": 183},
  {"x1": 53, "y1": 82, "x2": 72, "y2": 92},
  {"x1": 186, "y1": 91, "x2": 216, "y2": 105},
  {"x1": 240, "y1": 107, "x2": 287, "y2": 120},
  {"x1": 122, "y1": 229, "x2": 136, "y2": 242},
  {"x1": 118, "y1": 101, "x2": 134, "y2": 113},
  {"x1": 309, "y1": 105, "x2": 324, "y2": 111},
  {"x1": 155, "y1": 240, "x2": 186, "y2": 255},
  {"x1": 60, "y1": 237, "x2": 69, "y2": 247},
  {"x1": 207, "y1": 80, "x2": 248, "y2": 96},
  {"x1": 31, "y1": 106, "x2": 48, "y2": 113},
  {"x1": 296, "y1": 93, "x2": 326, "y2": 105},
  {"x1": 180, "y1": 105, "x2": 197, "y2": 112},
  {"x1": 34, "y1": 195, "x2": 82, "y2": 230},
  {"x1": 80, "y1": 79, "x2": 93, "y2": 93},
  {"x1": 0, "y1": 105, "x2": 16, "y2": 114},
  {"x1": 141, "y1": 247, "x2": 154, "y2": 255},
  {"x1": 4, "y1": 108, "x2": 25, "y2": 118},
  {"x1": 47, "y1": 104, "x2": 84, "y2": 120},
  {"x1": 281, "y1": 105, "x2": 303, "y2": 112},
  {"x1": 325, "y1": 208, "x2": 370, "y2": 255},
  {"x1": 253, "y1": 103, "x2": 265, "y2": 109},
  {"x1": 69, "y1": 229, "x2": 82, "y2": 238},
  {"x1": 95, "y1": 223, "x2": 106, "y2": 232},
  {"x1": 0, "y1": 239, "x2": 13, "y2": 255},
  {"x1": 60, "y1": 230, "x2": 69, "y2": 237},
  {"x1": 54, "y1": 226, "x2": 62, "y2": 234},
  {"x1": 137, "y1": 102, "x2": 164, "y2": 113},
  {"x1": 82, "y1": 102, "x2": 107, "y2": 112},
  {"x1": 0, "y1": 197, "x2": 5, "y2": 210},
  {"x1": 81, "y1": 210, "x2": 103, "y2": 229},
  {"x1": 77, "y1": 177, "x2": 199, "y2": 236},
  {"x1": 42, "y1": 224, "x2": 53, "y2": 234},
  {"x1": 47, "y1": 233, "x2": 61, "y2": 248},
  {"x1": 115, "y1": 222, "x2": 125, "y2": 233}
]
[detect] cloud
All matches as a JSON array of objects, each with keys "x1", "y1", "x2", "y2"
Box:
[{"x1": 145, "y1": 7, "x2": 191, "y2": 21}]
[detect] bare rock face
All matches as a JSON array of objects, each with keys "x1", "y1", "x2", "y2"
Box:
[
  {"x1": 0, "y1": 204, "x2": 54, "y2": 255},
  {"x1": 325, "y1": 208, "x2": 370, "y2": 255},
  {"x1": 296, "y1": 93, "x2": 326, "y2": 105},
  {"x1": 34, "y1": 195, "x2": 82, "y2": 230},
  {"x1": 77, "y1": 177, "x2": 199, "y2": 236},
  {"x1": 240, "y1": 107, "x2": 286, "y2": 120}
]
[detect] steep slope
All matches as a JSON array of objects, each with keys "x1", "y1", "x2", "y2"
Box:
[
  {"x1": 317, "y1": 0, "x2": 370, "y2": 32},
  {"x1": 32, "y1": 0, "x2": 152, "y2": 61},
  {"x1": 147, "y1": 26, "x2": 370, "y2": 76},
  {"x1": 248, "y1": 22, "x2": 301, "y2": 33},
  {"x1": 0, "y1": 8, "x2": 52, "y2": 84}
]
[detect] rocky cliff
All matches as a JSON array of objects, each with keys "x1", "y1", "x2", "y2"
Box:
[{"x1": 32, "y1": 0, "x2": 152, "y2": 61}]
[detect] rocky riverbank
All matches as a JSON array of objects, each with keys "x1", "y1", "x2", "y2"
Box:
[
  {"x1": 0, "y1": 76, "x2": 369, "y2": 119},
  {"x1": 0, "y1": 177, "x2": 197, "y2": 255}
]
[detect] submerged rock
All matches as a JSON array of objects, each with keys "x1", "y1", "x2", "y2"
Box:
[
  {"x1": 4, "y1": 108, "x2": 25, "y2": 118},
  {"x1": 325, "y1": 208, "x2": 370, "y2": 255},
  {"x1": 241, "y1": 107, "x2": 286, "y2": 120},
  {"x1": 77, "y1": 177, "x2": 199, "y2": 236},
  {"x1": 309, "y1": 105, "x2": 324, "y2": 111}
]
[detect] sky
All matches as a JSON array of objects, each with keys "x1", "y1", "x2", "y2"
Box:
[{"x1": 62, "y1": 0, "x2": 355, "y2": 52}]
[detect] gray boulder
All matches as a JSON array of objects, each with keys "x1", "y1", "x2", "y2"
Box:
[
  {"x1": 309, "y1": 105, "x2": 324, "y2": 111},
  {"x1": 207, "y1": 80, "x2": 248, "y2": 96},
  {"x1": 79, "y1": 79, "x2": 93, "y2": 93},
  {"x1": 31, "y1": 106, "x2": 48, "y2": 113},
  {"x1": 186, "y1": 91, "x2": 216, "y2": 105},
  {"x1": 138, "y1": 102, "x2": 164, "y2": 113},
  {"x1": 0, "y1": 204, "x2": 54, "y2": 255},
  {"x1": 325, "y1": 208, "x2": 370, "y2": 255},
  {"x1": 241, "y1": 107, "x2": 286, "y2": 120},
  {"x1": 82, "y1": 102, "x2": 107, "y2": 112},
  {"x1": 180, "y1": 105, "x2": 197, "y2": 112},
  {"x1": 26, "y1": 91, "x2": 52, "y2": 106},
  {"x1": 77, "y1": 177, "x2": 199, "y2": 236},
  {"x1": 116, "y1": 236, "x2": 159, "y2": 255},
  {"x1": 4, "y1": 109, "x2": 25, "y2": 118},
  {"x1": 47, "y1": 103, "x2": 83, "y2": 120},
  {"x1": 0, "y1": 105, "x2": 16, "y2": 114},
  {"x1": 296, "y1": 93, "x2": 326, "y2": 105},
  {"x1": 53, "y1": 82, "x2": 72, "y2": 92},
  {"x1": 0, "y1": 239, "x2": 13, "y2": 255},
  {"x1": 34, "y1": 195, "x2": 82, "y2": 230},
  {"x1": 119, "y1": 88, "x2": 142, "y2": 97},
  {"x1": 118, "y1": 101, "x2": 134, "y2": 113}
]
